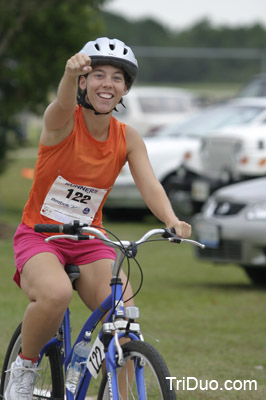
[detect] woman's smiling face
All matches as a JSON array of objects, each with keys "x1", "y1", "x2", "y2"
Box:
[{"x1": 81, "y1": 64, "x2": 127, "y2": 114}]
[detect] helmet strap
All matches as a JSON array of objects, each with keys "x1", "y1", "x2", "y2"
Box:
[
  {"x1": 77, "y1": 76, "x2": 125, "y2": 115},
  {"x1": 79, "y1": 92, "x2": 124, "y2": 115}
]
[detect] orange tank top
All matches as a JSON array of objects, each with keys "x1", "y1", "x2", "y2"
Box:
[{"x1": 22, "y1": 106, "x2": 127, "y2": 229}]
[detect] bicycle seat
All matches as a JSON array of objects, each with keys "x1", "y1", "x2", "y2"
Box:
[{"x1": 65, "y1": 264, "x2": 80, "y2": 290}]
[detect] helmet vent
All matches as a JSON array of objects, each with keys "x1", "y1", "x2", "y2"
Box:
[
  {"x1": 95, "y1": 43, "x2": 100, "y2": 51},
  {"x1": 109, "y1": 44, "x2": 115, "y2": 50},
  {"x1": 123, "y1": 48, "x2": 128, "y2": 55}
]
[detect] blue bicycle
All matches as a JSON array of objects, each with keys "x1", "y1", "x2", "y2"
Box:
[{"x1": 0, "y1": 220, "x2": 204, "y2": 399}]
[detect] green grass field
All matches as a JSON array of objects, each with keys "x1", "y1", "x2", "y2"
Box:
[{"x1": 1, "y1": 153, "x2": 266, "y2": 399}]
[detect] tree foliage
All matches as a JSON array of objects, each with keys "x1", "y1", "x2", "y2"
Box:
[{"x1": 0, "y1": 0, "x2": 105, "y2": 172}]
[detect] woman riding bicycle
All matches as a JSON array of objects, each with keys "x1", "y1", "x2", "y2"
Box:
[{"x1": 5, "y1": 37, "x2": 191, "y2": 400}]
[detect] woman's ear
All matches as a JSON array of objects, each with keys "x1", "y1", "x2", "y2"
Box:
[
  {"x1": 122, "y1": 84, "x2": 128, "y2": 97},
  {"x1": 79, "y1": 75, "x2": 87, "y2": 90}
]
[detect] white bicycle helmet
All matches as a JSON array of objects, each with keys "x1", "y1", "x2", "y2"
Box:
[{"x1": 79, "y1": 37, "x2": 138, "y2": 88}]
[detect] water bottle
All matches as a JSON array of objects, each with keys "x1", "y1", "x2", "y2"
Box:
[{"x1": 65, "y1": 331, "x2": 92, "y2": 394}]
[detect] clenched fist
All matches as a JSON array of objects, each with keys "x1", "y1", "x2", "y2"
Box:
[
  {"x1": 169, "y1": 219, "x2": 192, "y2": 239},
  {"x1": 65, "y1": 53, "x2": 92, "y2": 77}
]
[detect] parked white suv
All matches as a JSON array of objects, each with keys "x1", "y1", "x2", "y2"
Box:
[
  {"x1": 184, "y1": 124, "x2": 266, "y2": 208},
  {"x1": 171, "y1": 97, "x2": 266, "y2": 215},
  {"x1": 199, "y1": 124, "x2": 266, "y2": 181}
]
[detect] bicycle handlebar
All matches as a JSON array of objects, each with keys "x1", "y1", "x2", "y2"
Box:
[
  {"x1": 34, "y1": 221, "x2": 205, "y2": 249},
  {"x1": 35, "y1": 220, "x2": 85, "y2": 234}
]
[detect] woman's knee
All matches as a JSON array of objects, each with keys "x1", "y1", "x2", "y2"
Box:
[
  {"x1": 39, "y1": 280, "x2": 73, "y2": 311},
  {"x1": 24, "y1": 273, "x2": 73, "y2": 314}
]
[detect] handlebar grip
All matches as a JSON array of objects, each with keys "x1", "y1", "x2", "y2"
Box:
[
  {"x1": 162, "y1": 227, "x2": 176, "y2": 238},
  {"x1": 34, "y1": 224, "x2": 63, "y2": 233},
  {"x1": 162, "y1": 227, "x2": 181, "y2": 243},
  {"x1": 34, "y1": 221, "x2": 88, "y2": 234}
]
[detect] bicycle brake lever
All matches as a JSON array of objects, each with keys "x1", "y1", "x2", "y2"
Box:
[
  {"x1": 62, "y1": 220, "x2": 89, "y2": 234},
  {"x1": 162, "y1": 228, "x2": 181, "y2": 243},
  {"x1": 163, "y1": 228, "x2": 205, "y2": 248}
]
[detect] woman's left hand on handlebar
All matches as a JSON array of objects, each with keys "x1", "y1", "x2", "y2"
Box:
[{"x1": 170, "y1": 219, "x2": 192, "y2": 239}]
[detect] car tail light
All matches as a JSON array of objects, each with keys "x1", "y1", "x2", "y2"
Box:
[
  {"x1": 184, "y1": 151, "x2": 192, "y2": 160},
  {"x1": 240, "y1": 156, "x2": 248, "y2": 164},
  {"x1": 258, "y1": 158, "x2": 266, "y2": 166}
]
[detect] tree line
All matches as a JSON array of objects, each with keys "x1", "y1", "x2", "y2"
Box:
[{"x1": 102, "y1": 12, "x2": 266, "y2": 84}]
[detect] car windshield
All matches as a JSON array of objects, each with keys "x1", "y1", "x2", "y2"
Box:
[
  {"x1": 153, "y1": 103, "x2": 265, "y2": 138},
  {"x1": 138, "y1": 96, "x2": 192, "y2": 113}
]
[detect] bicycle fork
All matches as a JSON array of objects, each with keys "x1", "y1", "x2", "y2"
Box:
[{"x1": 105, "y1": 330, "x2": 148, "y2": 400}]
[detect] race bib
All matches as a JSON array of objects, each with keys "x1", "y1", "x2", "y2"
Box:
[
  {"x1": 87, "y1": 336, "x2": 105, "y2": 379},
  {"x1": 41, "y1": 176, "x2": 107, "y2": 225}
]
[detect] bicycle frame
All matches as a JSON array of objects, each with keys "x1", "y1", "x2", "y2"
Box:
[{"x1": 38, "y1": 245, "x2": 143, "y2": 400}]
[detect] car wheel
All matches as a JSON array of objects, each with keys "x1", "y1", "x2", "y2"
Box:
[{"x1": 242, "y1": 266, "x2": 266, "y2": 286}]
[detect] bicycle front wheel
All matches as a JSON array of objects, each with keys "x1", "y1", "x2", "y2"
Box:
[
  {"x1": 0, "y1": 323, "x2": 64, "y2": 399},
  {"x1": 97, "y1": 340, "x2": 176, "y2": 400}
]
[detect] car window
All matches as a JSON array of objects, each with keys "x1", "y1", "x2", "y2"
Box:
[
  {"x1": 150, "y1": 122, "x2": 184, "y2": 137},
  {"x1": 160, "y1": 104, "x2": 266, "y2": 138},
  {"x1": 138, "y1": 96, "x2": 190, "y2": 113},
  {"x1": 221, "y1": 106, "x2": 264, "y2": 125}
]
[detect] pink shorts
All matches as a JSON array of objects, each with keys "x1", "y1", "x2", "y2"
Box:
[{"x1": 13, "y1": 223, "x2": 116, "y2": 287}]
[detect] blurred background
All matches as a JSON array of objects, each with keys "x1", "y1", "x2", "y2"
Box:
[
  {"x1": 1, "y1": 1, "x2": 266, "y2": 397},
  {"x1": 1, "y1": 0, "x2": 266, "y2": 161}
]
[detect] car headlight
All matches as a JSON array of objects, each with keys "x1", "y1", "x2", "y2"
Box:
[
  {"x1": 245, "y1": 201, "x2": 266, "y2": 220},
  {"x1": 201, "y1": 197, "x2": 217, "y2": 216}
]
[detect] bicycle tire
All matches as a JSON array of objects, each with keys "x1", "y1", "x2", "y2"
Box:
[
  {"x1": 0, "y1": 323, "x2": 64, "y2": 400},
  {"x1": 97, "y1": 340, "x2": 176, "y2": 400}
]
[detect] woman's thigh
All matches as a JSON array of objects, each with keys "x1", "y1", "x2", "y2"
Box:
[
  {"x1": 75, "y1": 258, "x2": 134, "y2": 311},
  {"x1": 20, "y1": 252, "x2": 72, "y2": 302}
]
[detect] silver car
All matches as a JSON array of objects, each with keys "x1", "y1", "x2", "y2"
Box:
[{"x1": 193, "y1": 177, "x2": 266, "y2": 285}]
